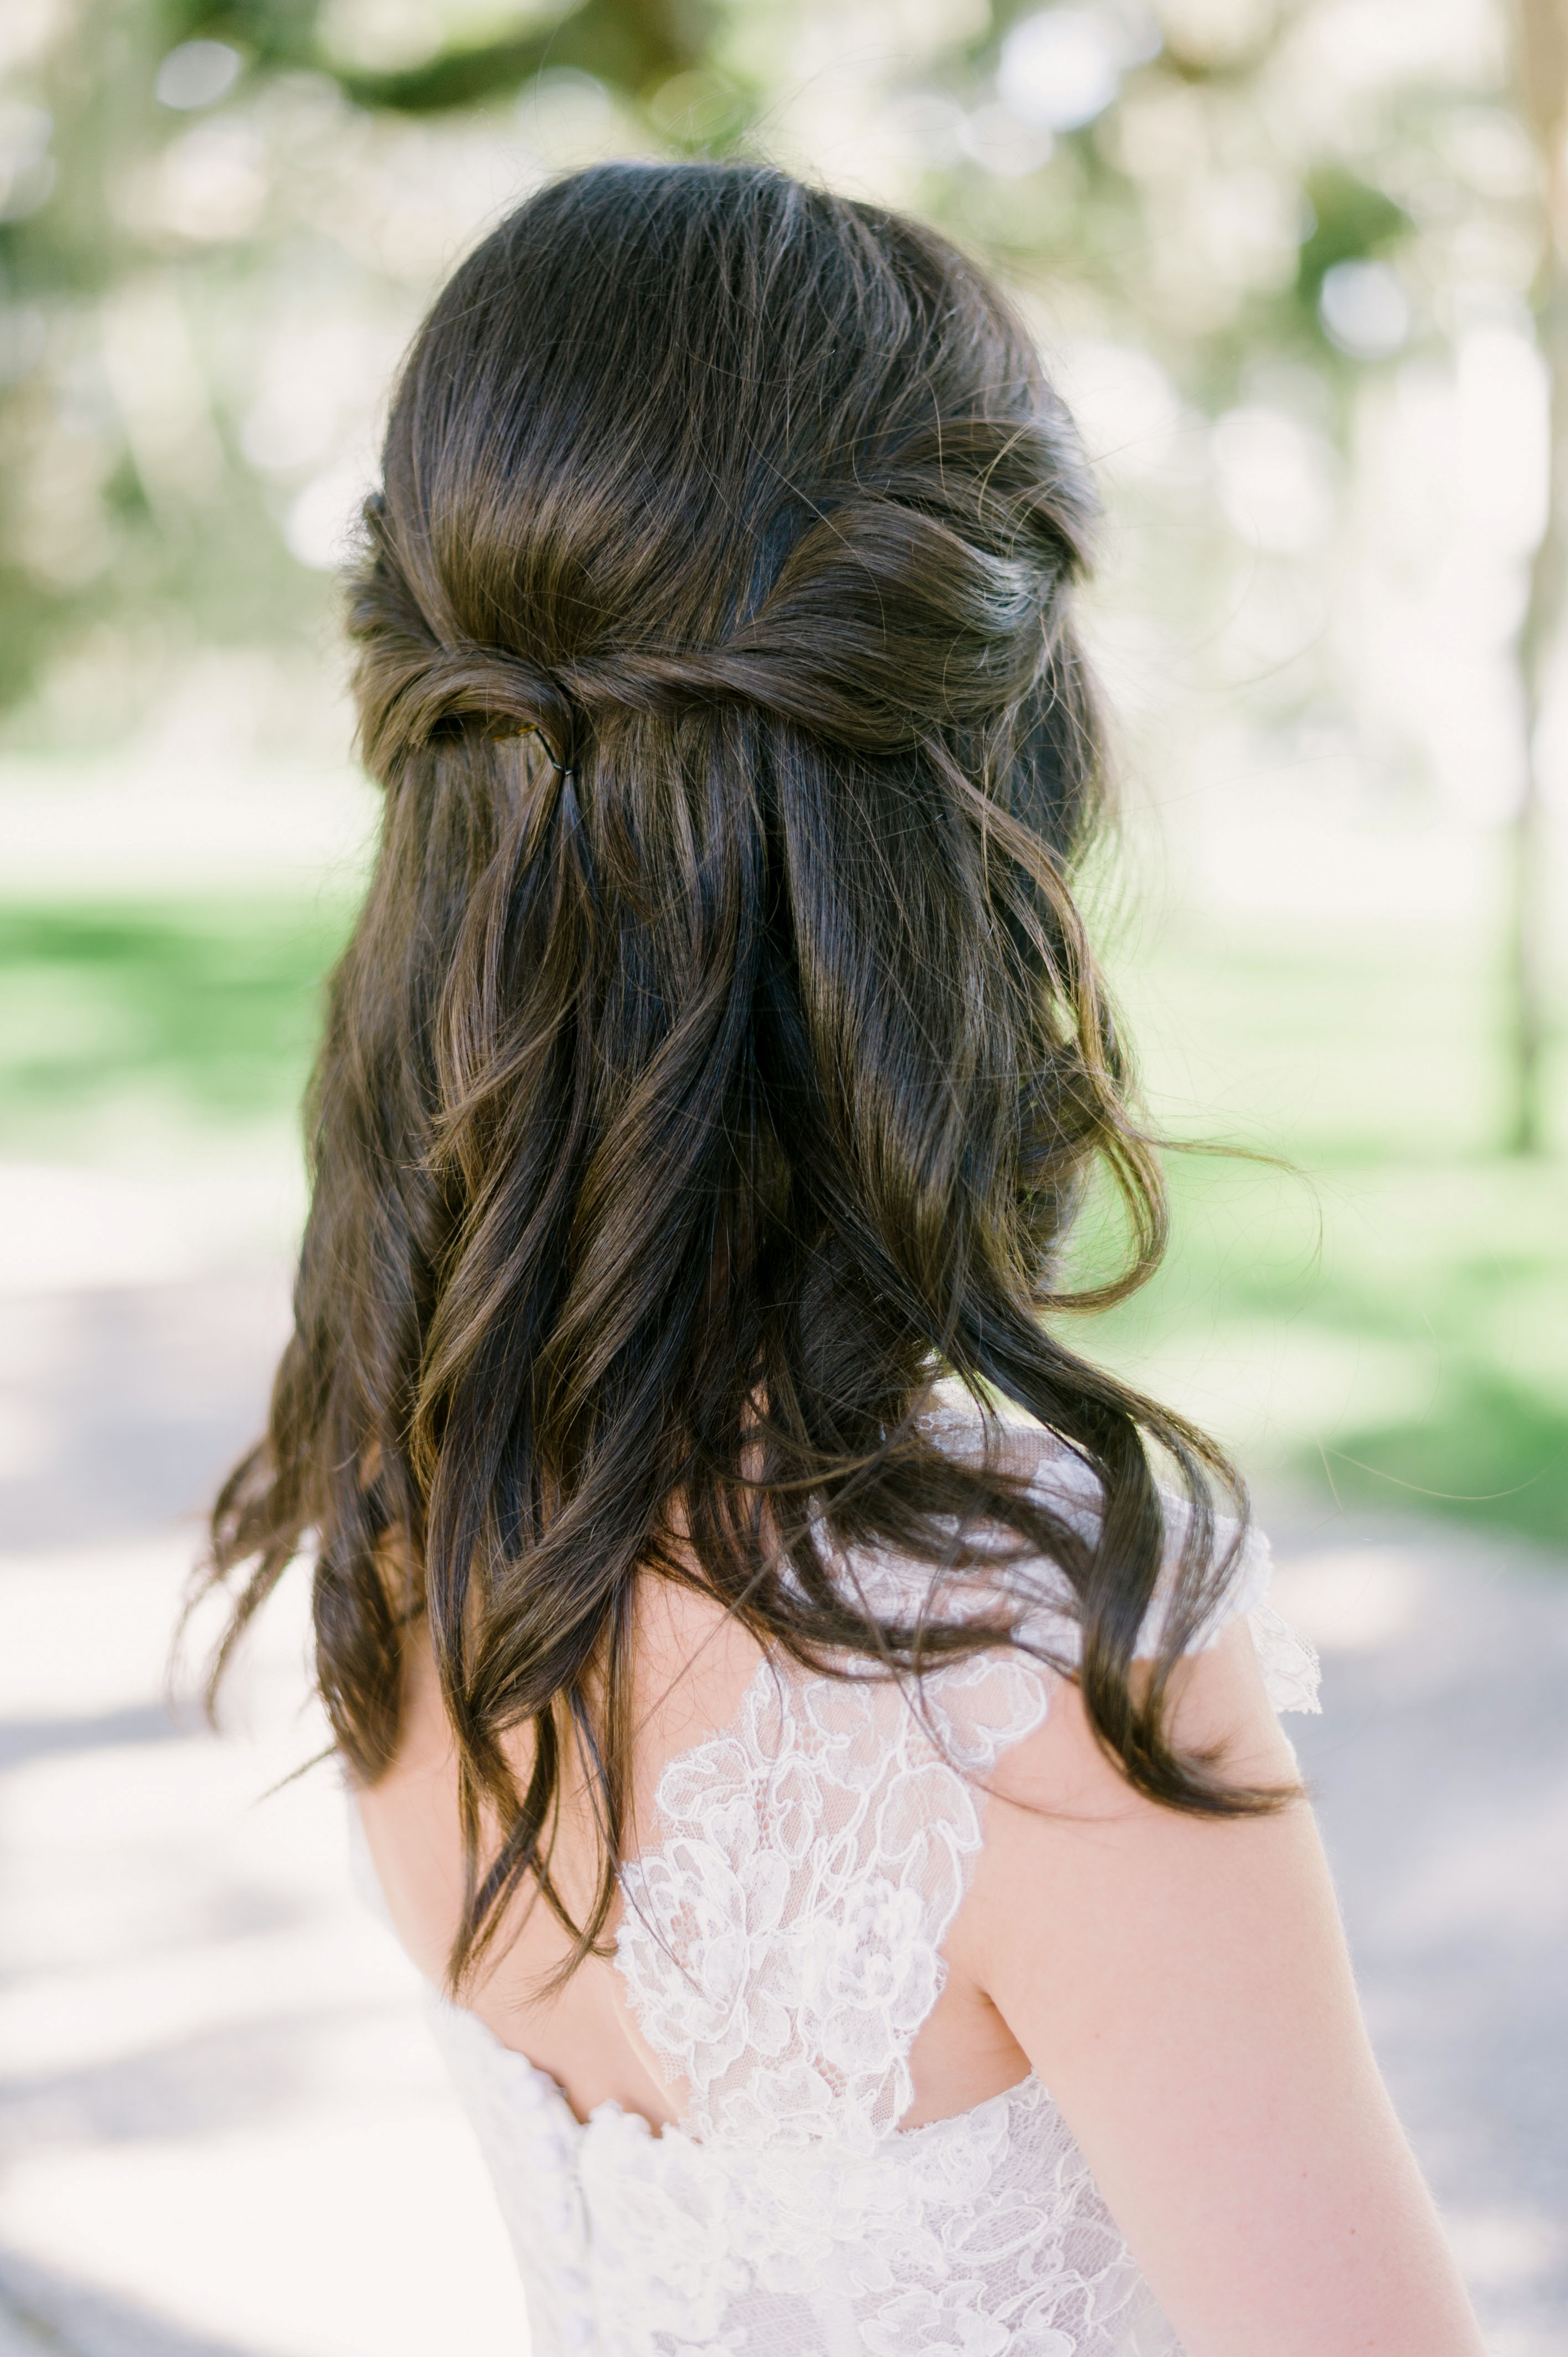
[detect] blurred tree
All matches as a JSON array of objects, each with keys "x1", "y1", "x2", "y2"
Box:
[
  {"x1": 0, "y1": 0, "x2": 1421, "y2": 711},
  {"x1": 1508, "y1": 0, "x2": 1568, "y2": 1155},
  {"x1": 157, "y1": 0, "x2": 706, "y2": 111},
  {"x1": 0, "y1": 0, "x2": 706, "y2": 725},
  {"x1": 0, "y1": 0, "x2": 1559, "y2": 1179}
]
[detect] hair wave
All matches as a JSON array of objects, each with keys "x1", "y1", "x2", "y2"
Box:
[{"x1": 203, "y1": 161, "x2": 1285, "y2": 1993}]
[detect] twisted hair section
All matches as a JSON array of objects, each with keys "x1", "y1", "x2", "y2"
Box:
[
  {"x1": 354, "y1": 410, "x2": 1087, "y2": 773},
  {"x1": 203, "y1": 162, "x2": 1288, "y2": 1995}
]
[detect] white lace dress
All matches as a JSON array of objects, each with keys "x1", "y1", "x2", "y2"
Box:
[{"x1": 412, "y1": 1434, "x2": 1320, "y2": 2357}]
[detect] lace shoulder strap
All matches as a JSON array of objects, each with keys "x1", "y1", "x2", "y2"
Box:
[
  {"x1": 614, "y1": 1639, "x2": 1051, "y2": 2155},
  {"x1": 921, "y1": 1396, "x2": 1321, "y2": 1715}
]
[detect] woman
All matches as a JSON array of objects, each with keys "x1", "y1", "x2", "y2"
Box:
[{"x1": 204, "y1": 163, "x2": 1484, "y2": 2353}]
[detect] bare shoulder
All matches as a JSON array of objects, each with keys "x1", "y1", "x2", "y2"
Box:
[
  {"x1": 986, "y1": 1610, "x2": 1300, "y2": 1818},
  {"x1": 947, "y1": 1617, "x2": 1484, "y2": 2356},
  {"x1": 950, "y1": 1615, "x2": 1311, "y2": 2071}
]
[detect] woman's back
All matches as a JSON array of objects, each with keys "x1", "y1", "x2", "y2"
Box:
[
  {"x1": 359, "y1": 1407, "x2": 1093, "y2": 2131},
  {"x1": 356, "y1": 1404, "x2": 1321, "y2": 2355}
]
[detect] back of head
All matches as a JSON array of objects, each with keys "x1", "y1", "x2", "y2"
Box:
[
  {"x1": 357, "y1": 162, "x2": 1096, "y2": 812},
  {"x1": 209, "y1": 162, "x2": 1256, "y2": 1990}
]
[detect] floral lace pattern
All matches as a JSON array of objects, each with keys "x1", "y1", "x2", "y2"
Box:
[
  {"x1": 416, "y1": 1424, "x2": 1321, "y2": 2356},
  {"x1": 429, "y1": 2001, "x2": 1189, "y2": 2357},
  {"x1": 616, "y1": 1642, "x2": 1053, "y2": 2154}
]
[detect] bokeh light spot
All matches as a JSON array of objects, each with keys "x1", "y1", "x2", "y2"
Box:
[{"x1": 154, "y1": 40, "x2": 243, "y2": 112}]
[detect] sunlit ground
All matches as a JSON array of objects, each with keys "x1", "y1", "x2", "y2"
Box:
[
  {"x1": 1085, "y1": 796, "x2": 1568, "y2": 1546},
  {"x1": 0, "y1": 1543, "x2": 528, "y2": 2356}
]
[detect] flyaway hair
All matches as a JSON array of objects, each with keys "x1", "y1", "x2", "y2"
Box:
[{"x1": 202, "y1": 161, "x2": 1286, "y2": 1994}]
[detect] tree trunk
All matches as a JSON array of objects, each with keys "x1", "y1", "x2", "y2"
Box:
[{"x1": 1508, "y1": 0, "x2": 1568, "y2": 1155}]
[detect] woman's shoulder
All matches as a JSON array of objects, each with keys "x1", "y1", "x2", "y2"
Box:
[
  {"x1": 905, "y1": 1385, "x2": 1319, "y2": 1720},
  {"x1": 635, "y1": 1392, "x2": 1319, "y2": 1832}
]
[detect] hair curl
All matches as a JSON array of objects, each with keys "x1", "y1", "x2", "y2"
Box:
[{"x1": 203, "y1": 161, "x2": 1284, "y2": 1994}]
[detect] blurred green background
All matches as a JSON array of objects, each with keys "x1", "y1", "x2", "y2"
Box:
[{"x1": 2, "y1": 0, "x2": 1565, "y2": 1538}]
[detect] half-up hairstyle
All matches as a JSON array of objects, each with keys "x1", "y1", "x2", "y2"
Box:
[{"x1": 204, "y1": 161, "x2": 1286, "y2": 1993}]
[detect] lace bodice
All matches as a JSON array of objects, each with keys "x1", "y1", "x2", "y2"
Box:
[
  {"x1": 617, "y1": 1636, "x2": 1054, "y2": 2159},
  {"x1": 414, "y1": 1427, "x2": 1319, "y2": 2356}
]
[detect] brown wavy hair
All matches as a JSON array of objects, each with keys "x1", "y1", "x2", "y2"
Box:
[{"x1": 203, "y1": 161, "x2": 1281, "y2": 1993}]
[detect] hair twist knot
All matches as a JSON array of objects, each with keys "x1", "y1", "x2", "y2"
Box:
[{"x1": 355, "y1": 443, "x2": 1080, "y2": 774}]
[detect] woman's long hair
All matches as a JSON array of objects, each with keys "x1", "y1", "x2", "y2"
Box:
[{"x1": 203, "y1": 161, "x2": 1283, "y2": 1993}]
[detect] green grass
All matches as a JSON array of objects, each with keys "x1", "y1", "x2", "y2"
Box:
[
  {"x1": 1, "y1": 888, "x2": 1564, "y2": 1544},
  {"x1": 1079, "y1": 908, "x2": 1568, "y2": 1543},
  {"x1": 0, "y1": 901, "x2": 353, "y2": 1156},
  {"x1": 1077, "y1": 1150, "x2": 1568, "y2": 1542}
]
